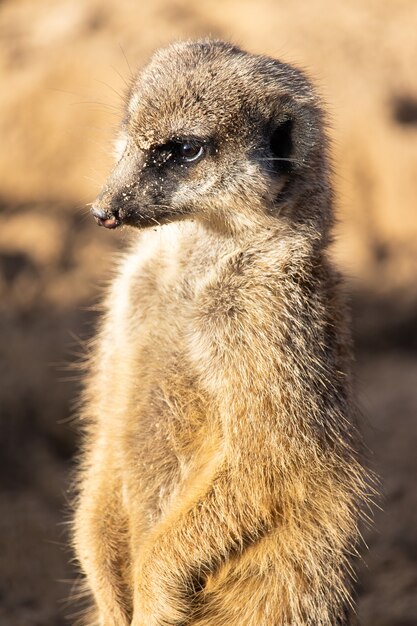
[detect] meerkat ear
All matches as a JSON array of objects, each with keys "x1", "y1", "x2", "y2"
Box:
[
  {"x1": 270, "y1": 101, "x2": 322, "y2": 176},
  {"x1": 269, "y1": 119, "x2": 294, "y2": 173}
]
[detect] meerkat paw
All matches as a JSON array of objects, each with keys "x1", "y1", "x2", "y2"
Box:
[
  {"x1": 132, "y1": 562, "x2": 191, "y2": 626},
  {"x1": 96, "y1": 608, "x2": 130, "y2": 626},
  {"x1": 132, "y1": 593, "x2": 188, "y2": 626}
]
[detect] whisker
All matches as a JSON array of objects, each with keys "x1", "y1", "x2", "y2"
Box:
[
  {"x1": 258, "y1": 157, "x2": 303, "y2": 163},
  {"x1": 70, "y1": 100, "x2": 121, "y2": 113},
  {"x1": 97, "y1": 80, "x2": 125, "y2": 102},
  {"x1": 111, "y1": 65, "x2": 131, "y2": 90},
  {"x1": 119, "y1": 44, "x2": 134, "y2": 80},
  {"x1": 258, "y1": 157, "x2": 311, "y2": 169}
]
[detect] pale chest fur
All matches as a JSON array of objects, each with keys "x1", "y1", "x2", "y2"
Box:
[{"x1": 106, "y1": 223, "x2": 237, "y2": 524}]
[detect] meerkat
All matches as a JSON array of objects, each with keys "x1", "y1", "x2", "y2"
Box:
[{"x1": 74, "y1": 40, "x2": 369, "y2": 626}]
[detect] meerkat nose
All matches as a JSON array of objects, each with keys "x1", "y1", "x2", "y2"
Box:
[{"x1": 91, "y1": 205, "x2": 121, "y2": 229}]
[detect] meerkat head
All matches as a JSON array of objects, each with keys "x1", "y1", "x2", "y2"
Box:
[{"x1": 92, "y1": 40, "x2": 331, "y2": 237}]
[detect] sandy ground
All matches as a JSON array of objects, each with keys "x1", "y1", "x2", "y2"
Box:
[{"x1": 1, "y1": 0, "x2": 417, "y2": 624}]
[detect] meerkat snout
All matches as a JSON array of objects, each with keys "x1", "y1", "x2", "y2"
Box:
[
  {"x1": 91, "y1": 204, "x2": 120, "y2": 229},
  {"x1": 90, "y1": 40, "x2": 328, "y2": 235}
]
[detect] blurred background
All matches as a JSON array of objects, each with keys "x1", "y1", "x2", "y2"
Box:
[{"x1": 1, "y1": 0, "x2": 416, "y2": 624}]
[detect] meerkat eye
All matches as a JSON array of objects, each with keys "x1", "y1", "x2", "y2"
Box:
[
  {"x1": 151, "y1": 138, "x2": 207, "y2": 166},
  {"x1": 176, "y1": 141, "x2": 205, "y2": 163}
]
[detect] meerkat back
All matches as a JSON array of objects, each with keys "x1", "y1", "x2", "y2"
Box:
[{"x1": 74, "y1": 40, "x2": 369, "y2": 626}]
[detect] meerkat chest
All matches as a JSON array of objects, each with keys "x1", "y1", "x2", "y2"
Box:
[
  {"x1": 117, "y1": 225, "x2": 226, "y2": 458},
  {"x1": 113, "y1": 225, "x2": 280, "y2": 516}
]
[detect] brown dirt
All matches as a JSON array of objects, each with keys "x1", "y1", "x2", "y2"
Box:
[{"x1": 1, "y1": 0, "x2": 416, "y2": 624}]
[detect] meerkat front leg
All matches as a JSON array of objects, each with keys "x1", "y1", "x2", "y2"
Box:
[
  {"x1": 74, "y1": 447, "x2": 133, "y2": 626},
  {"x1": 131, "y1": 464, "x2": 275, "y2": 626}
]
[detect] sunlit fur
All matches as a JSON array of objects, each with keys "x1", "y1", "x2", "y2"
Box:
[{"x1": 73, "y1": 40, "x2": 370, "y2": 626}]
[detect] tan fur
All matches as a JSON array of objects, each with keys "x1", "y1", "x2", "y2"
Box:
[{"x1": 73, "y1": 40, "x2": 369, "y2": 626}]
